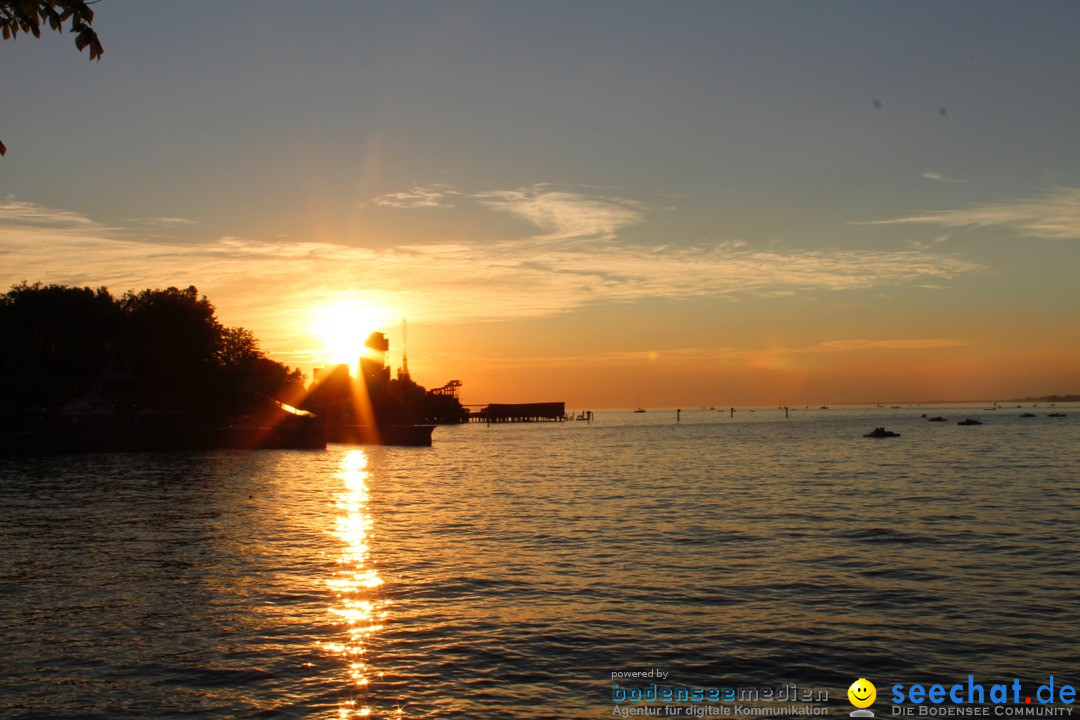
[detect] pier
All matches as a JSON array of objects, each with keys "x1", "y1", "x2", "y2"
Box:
[{"x1": 468, "y1": 402, "x2": 567, "y2": 423}]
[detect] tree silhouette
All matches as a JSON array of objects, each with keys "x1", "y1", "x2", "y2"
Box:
[
  {"x1": 0, "y1": 282, "x2": 118, "y2": 412},
  {"x1": 119, "y1": 286, "x2": 226, "y2": 416},
  {"x1": 0, "y1": 283, "x2": 306, "y2": 428},
  {"x1": 1, "y1": 0, "x2": 103, "y2": 155}
]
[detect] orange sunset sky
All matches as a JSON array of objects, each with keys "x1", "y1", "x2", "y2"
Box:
[{"x1": 3, "y1": 2, "x2": 1079, "y2": 407}]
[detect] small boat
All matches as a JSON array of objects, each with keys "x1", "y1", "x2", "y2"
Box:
[
  {"x1": 633, "y1": 394, "x2": 646, "y2": 413},
  {"x1": 957, "y1": 418, "x2": 983, "y2": 426},
  {"x1": 1020, "y1": 412, "x2": 1036, "y2": 418},
  {"x1": 864, "y1": 427, "x2": 900, "y2": 438},
  {"x1": 928, "y1": 416, "x2": 947, "y2": 422},
  {"x1": 1048, "y1": 412, "x2": 1067, "y2": 418}
]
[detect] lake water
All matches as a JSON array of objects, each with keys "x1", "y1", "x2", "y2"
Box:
[{"x1": 2, "y1": 406, "x2": 1078, "y2": 719}]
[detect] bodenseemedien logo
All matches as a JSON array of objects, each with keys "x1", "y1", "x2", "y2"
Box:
[{"x1": 849, "y1": 678, "x2": 878, "y2": 718}]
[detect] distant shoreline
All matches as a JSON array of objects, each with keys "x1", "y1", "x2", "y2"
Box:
[
  {"x1": 890, "y1": 395, "x2": 1080, "y2": 406},
  {"x1": 566, "y1": 397, "x2": 1080, "y2": 410}
]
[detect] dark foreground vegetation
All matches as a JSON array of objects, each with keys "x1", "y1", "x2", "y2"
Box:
[
  {"x1": 0, "y1": 283, "x2": 305, "y2": 433},
  {"x1": 1, "y1": 283, "x2": 467, "y2": 451}
]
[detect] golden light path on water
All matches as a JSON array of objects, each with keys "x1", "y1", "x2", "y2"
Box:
[{"x1": 323, "y1": 449, "x2": 403, "y2": 719}]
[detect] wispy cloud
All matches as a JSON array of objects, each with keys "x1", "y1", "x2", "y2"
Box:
[
  {"x1": 372, "y1": 184, "x2": 458, "y2": 209},
  {"x1": 0, "y1": 198, "x2": 110, "y2": 231},
  {"x1": 2, "y1": 194, "x2": 983, "y2": 365},
  {"x1": 870, "y1": 186, "x2": 1080, "y2": 240},
  {"x1": 130, "y1": 216, "x2": 198, "y2": 225},
  {"x1": 810, "y1": 338, "x2": 975, "y2": 352},
  {"x1": 474, "y1": 185, "x2": 645, "y2": 243},
  {"x1": 433, "y1": 337, "x2": 979, "y2": 371},
  {"x1": 373, "y1": 183, "x2": 647, "y2": 243},
  {"x1": 921, "y1": 171, "x2": 962, "y2": 183}
]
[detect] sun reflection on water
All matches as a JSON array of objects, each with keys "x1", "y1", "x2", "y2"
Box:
[{"x1": 323, "y1": 449, "x2": 398, "y2": 719}]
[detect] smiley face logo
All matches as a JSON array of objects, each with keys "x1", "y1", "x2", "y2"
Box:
[{"x1": 848, "y1": 678, "x2": 876, "y2": 708}]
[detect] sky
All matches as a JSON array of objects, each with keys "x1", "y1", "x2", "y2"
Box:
[{"x1": 3, "y1": 1, "x2": 1080, "y2": 407}]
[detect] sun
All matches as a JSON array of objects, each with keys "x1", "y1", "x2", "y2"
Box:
[{"x1": 311, "y1": 298, "x2": 390, "y2": 366}]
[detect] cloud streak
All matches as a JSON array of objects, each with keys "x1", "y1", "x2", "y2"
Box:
[
  {"x1": 373, "y1": 183, "x2": 647, "y2": 245},
  {"x1": 2, "y1": 195, "x2": 983, "y2": 365},
  {"x1": 870, "y1": 186, "x2": 1080, "y2": 240},
  {"x1": 809, "y1": 338, "x2": 976, "y2": 352},
  {"x1": 433, "y1": 337, "x2": 979, "y2": 371},
  {"x1": 921, "y1": 171, "x2": 963, "y2": 183},
  {"x1": 371, "y1": 184, "x2": 458, "y2": 209},
  {"x1": 0, "y1": 197, "x2": 111, "y2": 231},
  {"x1": 474, "y1": 186, "x2": 645, "y2": 243}
]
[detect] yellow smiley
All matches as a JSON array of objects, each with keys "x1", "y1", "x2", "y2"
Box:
[{"x1": 848, "y1": 678, "x2": 877, "y2": 708}]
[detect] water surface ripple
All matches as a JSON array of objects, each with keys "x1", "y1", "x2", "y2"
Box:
[{"x1": 2, "y1": 407, "x2": 1078, "y2": 718}]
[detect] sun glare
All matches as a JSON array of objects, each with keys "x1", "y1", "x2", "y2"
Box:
[{"x1": 312, "y1": 298, "x2": 391, "y2": 366}]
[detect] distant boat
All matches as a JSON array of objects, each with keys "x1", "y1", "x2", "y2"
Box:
[
  {"x1": 957, "y1": 418, "x2": 983, "y2": 426},
  {"x1": 928, "y1": 416, "x2": 947, "y2": 422},
  {"x1": 864, "y1": 427, "x2": 900, "y2": 438},
  {"x1": 1048, "y1": 412, "x2": 1067, "y2": 418},
  {"x1": 1020, "y1": 412, "x2": 1036, "y2": 418},
  {"x1": 634, "y1": 394, "x2": 646, "y2": 413}
]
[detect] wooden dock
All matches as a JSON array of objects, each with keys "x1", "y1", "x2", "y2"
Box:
[{"x1": 468, "y1": 402, "x2": 566, "y2": 423}]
